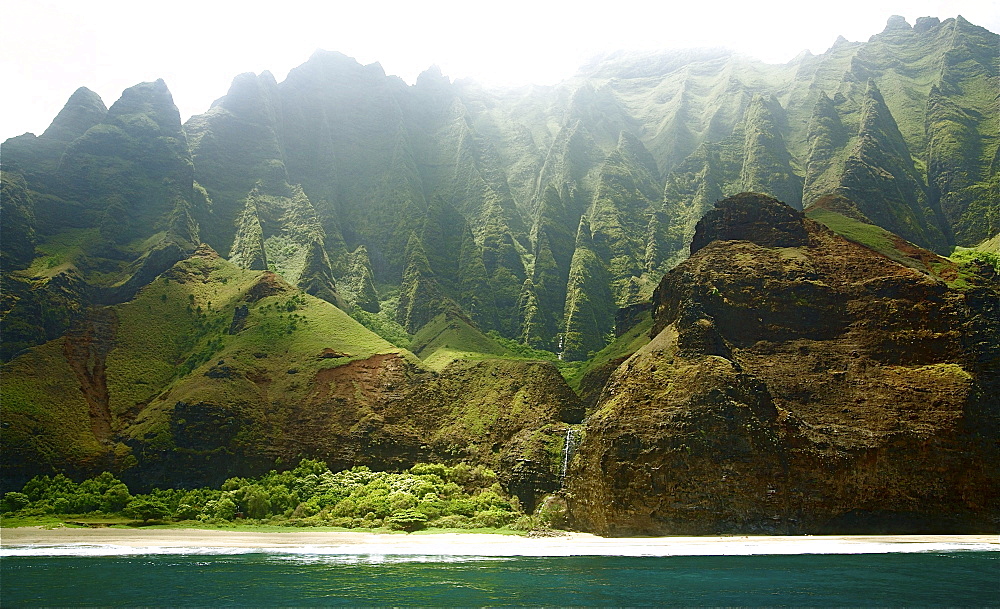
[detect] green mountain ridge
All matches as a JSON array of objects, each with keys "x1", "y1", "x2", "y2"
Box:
[
  {"x1": 4, "y1": 15, "x2": 996, "y2": 358},
  {"x1": 2, "y1": 17, "x2": 999, "y2": 533}
]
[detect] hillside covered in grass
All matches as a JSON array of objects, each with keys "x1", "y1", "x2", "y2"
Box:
[{"x1": 1, "y1": 16, "x2": 998, "y2": 534}]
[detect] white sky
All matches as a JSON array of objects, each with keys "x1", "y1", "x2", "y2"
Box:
[{"x1": 2, "y1": 1, "x2": 998, "y2": 142}]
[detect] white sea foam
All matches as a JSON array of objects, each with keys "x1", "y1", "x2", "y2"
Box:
[{"x1": 2, "y1": 539, "x2": 996, "y2": 558}]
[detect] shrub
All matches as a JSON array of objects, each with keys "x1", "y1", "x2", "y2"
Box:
[
  {"x1": 174, "y1": 503, "x2": 201, "y2": 520},
  {"x1": 472, "y1": 509, "x2": 516, "y2": 528},
  {"x1": 446, "y1": 498, "x2": 477, "y2": 517},
  {"x1": 124, "y1": 498, "x2": 170, "y2": 522},
  {"x1": 52, "y1": 497, "x2": 71, "y2": 514},
  {"x1": 509, "y1": 515, "x2": 539, "y2": 531},
  {"x1": 101, "y1": 484, "x2": 133, "y2": 512},
  {"x1": 245, "y1": 487, "x2": 271, "y2": 519},
  {"x1": 6, "y1": 459, "x2": 526, "y2": 531},
  {"x1": 212, "y1": 497, "x2": 238, "y2": 521},
  {"x1": 1, "y1": 491, "x2": 30, "y2": 512},
  {"x1": 385, "y1": 509, "x2": 428, "y2": 532},
  {"x1": 536, "y1": 495, "x2": 568, "y2": 528},
  {"x1": 409, "y1": 463, "x2": 449, "y2": 479},
  {"x1": 432, "y1": 514, "x2": 472, "y2": 529}
]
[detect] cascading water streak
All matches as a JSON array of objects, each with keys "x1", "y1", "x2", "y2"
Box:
[{"x1": 560, "y1": 428, "x2": 580, "y2": 483}]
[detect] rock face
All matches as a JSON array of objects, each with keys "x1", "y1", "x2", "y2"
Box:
[
  {"x1": 4, "y1": 17, "x2": 998, "y2": 358},
  {"x1": 1, "y1": 19, "x2": 998, "y2": 528},
  {"x1": 565, "y1": 193, "x2": 999, "y2": 535}
]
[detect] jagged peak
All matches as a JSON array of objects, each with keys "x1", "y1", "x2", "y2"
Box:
[
  {"x1": 742, "y1": 94, "x2": 792, "y2": 141},
  {"x1": 813, "y1": 90, "x2": 834, "y2": 108},
  {"x1": 284, "y1": 50, "x2": 369, "y2": 84},
  {"x1": 403, "y1": 231, "x2": 433, "y2": 276},
  {"x1": 827, "y1": 35, "x2": 852, "y2": 52},
  {"x1": 863, "y1": 78, "x2": 886, "y2": 105},
  {"x1": 807, "y1": 91, "x2": 843, "y2": 135},
  {"x1": 883, "y1": 15, "x2": 912, "y2": 32},
  {"x1": 744, "y1": 93, "x2": 783, "y2": 118},
  {"x1": 857, "y1": 78, "x2": 908, "y2": 151},
  {"x1": 914, "y1": 16, "x2": 941, "y2": 33},
  {"x1": 363, "y1": 62, "x2": 386, "y2": 78},
  {"x1": 40, "y1": 86, "x2": 107, "y2": 142},
  {"x1": 306, "y1": 48, "x2": 359, "y2": 66},
  {"x1": 416, "y1": 65, "x2": 450, "y2": 87},
  {"x1": 106, "y1": 79, "x2": 183, "y2": 136},
  {"x1": 790, "y1": 49, "x2": 814, "y2": 63},
  {"x1": 575, "y1": 215, "x2": 593, "y2": 243},
  {"x1": 226, "y1": 71, "x2": 274, "y2": 93},
  {"x1": 614, "y1": 130, "x2": 659, "y2": 176},
  {"x1": 217, "y1": 71, "x2": 282, "y2": 120}
]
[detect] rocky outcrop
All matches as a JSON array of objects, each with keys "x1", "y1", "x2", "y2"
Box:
[
  {"x1": 124, "y1": 349, "x2": 582, "y2": 509},
  {"x1": 835, "y1": 81, "x2": 950, "y2": 253},
  {"x1": 339, "y1": 246, "x2": 380, "y2": 313},
  {"x1": 0, "y1": 172, "x2": 37, "y2": 270},
  {"x1": 565, "y1": 193, "x2": 999, "y2": 535},
  {"x1": 227, "y1": 182, "x2": 346, "y2": 308}
]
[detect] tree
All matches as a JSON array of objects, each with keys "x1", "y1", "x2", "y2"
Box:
[
  {"x1": 101, "y1": 484, "x2": 133, "y2": 512},
  {"x1": 245, "y1": 487, "x2": 271, "y2": 519},
  {"x1": 385, "y1": 509, "x2": 428, "y2": 532},
  {"x1": 213, "y1": 496, "x2": 238, "y2": 520},
  {"x1": 124, "y1": 498, "x2": 170, "y2": 522},
  {"x1": 2, "y1": 492, "x2": 31, "y2": 512}
]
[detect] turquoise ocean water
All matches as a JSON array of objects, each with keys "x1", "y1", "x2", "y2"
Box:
[{"x1": 2, "y1": 550, "x2": 996, "y2": 606}]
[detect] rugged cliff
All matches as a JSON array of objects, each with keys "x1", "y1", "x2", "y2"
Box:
[
  {"x1": 6, "y1": 16, "x2": 994, "y2": 358},
  {"x1": 1, "y1": 18, "x2": 998, "y2": 531},
  {"x1": 0, "y1": 246, "x2": 581, "y2": 510},
  {"x1": 565, "y1": 193, "x2": 999, "y2": 534}
]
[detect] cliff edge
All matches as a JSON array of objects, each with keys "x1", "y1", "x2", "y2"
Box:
[{"x1": 565, "y1": 193, "x2": 999, "y2": 535}]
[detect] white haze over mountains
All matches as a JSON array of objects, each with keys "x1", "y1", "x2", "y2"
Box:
[{"x1": 2, "y1": 0, "x2": 998, "y2": 142}]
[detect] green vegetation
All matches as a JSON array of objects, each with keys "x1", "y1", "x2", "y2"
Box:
[
  {"x1": 1, "y1": 460, "x2": 538, "y2": 532},
  {"x1": 5, "y1": 17, "x2": 997, "y2": 359},
  {"x1": 350, "y1": 307, "x2": 413, "y2": 349},
  {"x1": 806, "y1": 205, "x2": 962, "y2": 282},
  {"x1": 807, "y1": 207, "x2": 898, "y2": 254},
  {"x1": 951, "y1": 246, "x2": 1000, "y2": 272},
  {"x1": 0, "y1": 172, "x2": 37, "y2": 270},
  {"x1": 485, "y1": 330, "x2": 559, "y2": 361},
  {"x1": 565, "y1": 314, "x2": 653, "y2": 391},
  {"x1": 1, "y1": 17, "x2": 998, "y2": 519},
  {"x1": 948, "y1": 241, "x2": 1000, "y2": 289},
  {"x1": 409, "y1": 311, "x2": 510, "y2": 371}
]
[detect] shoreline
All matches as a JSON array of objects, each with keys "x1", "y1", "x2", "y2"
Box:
[{"x1": 2, "y1": 528, "x2": 997, "y2": 557}]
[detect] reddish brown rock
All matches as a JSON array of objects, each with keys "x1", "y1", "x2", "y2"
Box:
[{"x1": 565, "y1": 193, "x2": 999, "y2": 535}]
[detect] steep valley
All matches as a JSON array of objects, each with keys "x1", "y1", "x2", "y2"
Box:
[{"x1": 1, "y1": 16, "x2": 998, "y2": 533}]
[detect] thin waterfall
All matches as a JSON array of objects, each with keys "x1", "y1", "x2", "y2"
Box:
[{"x1": 559, "y1": 427, "x2": 580, "y2": 483}]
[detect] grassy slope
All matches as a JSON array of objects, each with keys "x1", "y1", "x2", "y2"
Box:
[
  {"x1": 409, "y1": 312, "x2": 511, "y2": 371},
  {"x1": 2, "y1": 248, "x2": 406, "y2": 474},
  {"x1": 565, "y1": 314, "x2": 653, "y2": 394},
  {"x1": 116, "y1": 251, "x2": 404, "y2": 444},
  {"x1": 973, "y1": 233, "x2": 1000, "y2": 253},
  {"x1": 0, "y1": 339, "x2": 108, "y2": 469},
  {"x1": 805, "y1": 207, "x2": 956, "y2": 279},
  {"x1": 806, "y1": 208, "x2": 900, "y2": 259}
]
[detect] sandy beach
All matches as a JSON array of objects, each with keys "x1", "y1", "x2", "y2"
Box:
[{"x1": 1, "y1": 528, "x2": 996, "y2": 556}]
